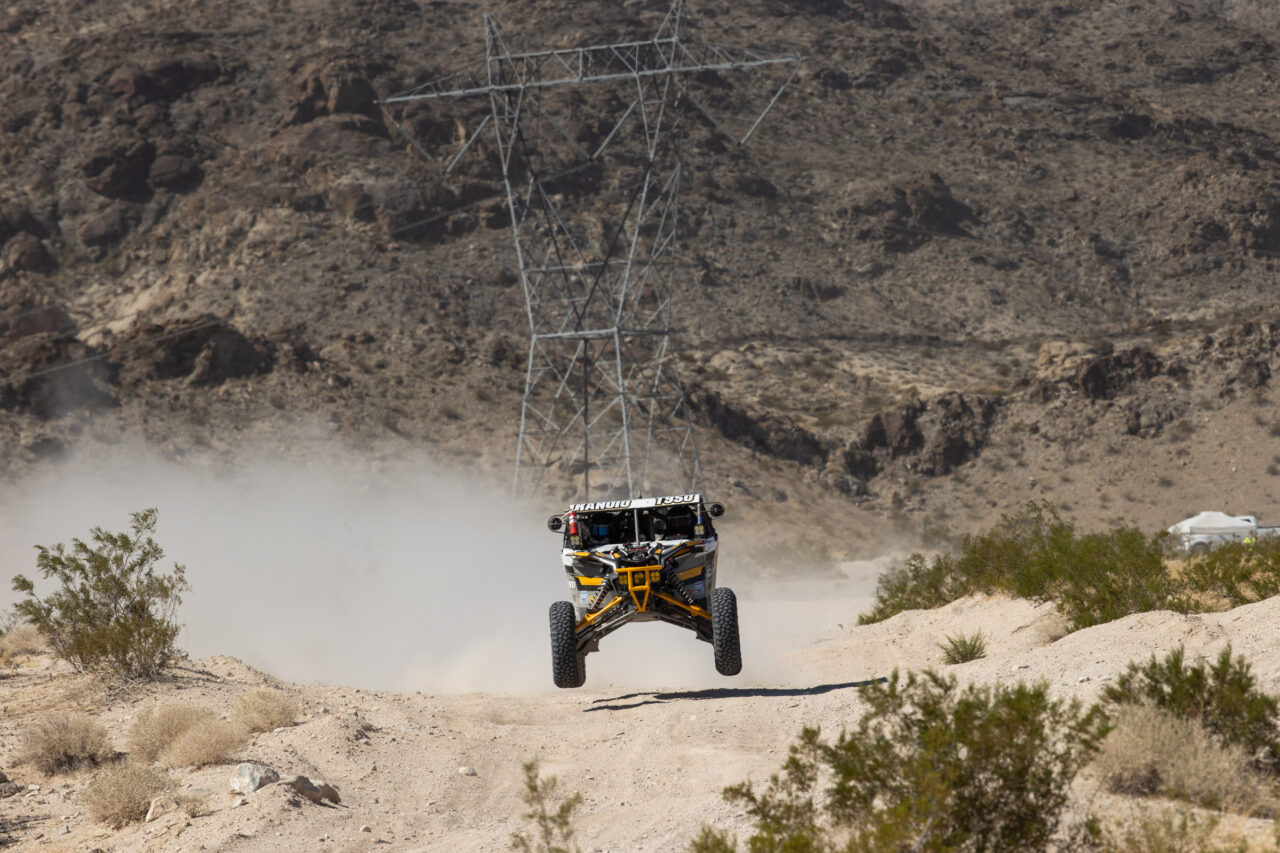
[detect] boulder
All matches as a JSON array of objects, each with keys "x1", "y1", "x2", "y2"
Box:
[
  {"x1": 230, "y1": 762, "x2": 280, "y2": 794},
  {"x1": 0, "y1": 770, "x2": 19, "y2": 799},
  {"x1": 915, "y1": 392, "x2": 1000, "y2": 475},
  {"x1": 1073, "y1": 347, "x2": 1163, "y2": 400},
  {"x1": 4, "y1": 232, "x2": 52, "y2": 271},
  {"x1": 0, "y1": 287, "x2": 75, "y2": 341},
  {"x1": 1034, "y1": 341, "x2": 1091, "y2": 382},
  {"x1": 108, "y1": 56, "x2": 221, "y2": 102},
  {"x1": 82, "y1": 138, "x2": 155, "y2": 199},
  {"x1": 144, "y1": 793, "x2": 180, "y2": 822},
  {"x1": 77, "y1": 204, "x2": 131, "y2": 247},
  {"x1": 0, "y1": 199, "x2": 36, "y2": 242},
  {"x1": 862, "y1": 400, "x2": 925, "y2": 456},
  {"x1": 286, "y1": 58, "x2": 381, "y2": 127},
  {"x1": 149, "y1": 154, "x2": 200, "y2": 191},
  {"x1": 286, "y1": 775, "x2": 340, "y2": 804}
]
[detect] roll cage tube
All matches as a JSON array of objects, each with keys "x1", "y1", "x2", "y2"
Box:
[{"x1": 565, "y1": 504, "x2": 716, "y2": 547}]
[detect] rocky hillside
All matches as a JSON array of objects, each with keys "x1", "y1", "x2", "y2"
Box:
[{"x1": 2, "y1": 0, "x2": 1280, "y2": 554}]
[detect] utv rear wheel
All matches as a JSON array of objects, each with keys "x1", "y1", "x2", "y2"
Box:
[
  {"x1": 711, "y1": 587, "x2": 742, "y2": 676},
  {"x1": 550, "y1": 601, "x2": 585, "y2": 688}
]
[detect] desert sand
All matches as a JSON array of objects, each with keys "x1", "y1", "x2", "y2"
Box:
[{"x1": 4, "y1": 569, "x2": 1280, "y2": 852}]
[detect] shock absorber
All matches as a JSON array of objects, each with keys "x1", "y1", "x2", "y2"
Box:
[{"x1": 663, "y1": 558, "x2": 696, "y2": 605}]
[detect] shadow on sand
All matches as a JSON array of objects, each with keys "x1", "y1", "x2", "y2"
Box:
[{"x1": 584, "y1": 678, "x2": 888, "y2": 712}]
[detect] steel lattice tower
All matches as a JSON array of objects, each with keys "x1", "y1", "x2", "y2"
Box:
[{"x1": 381, "y1": 1, "x2": 798, "y2": 501}]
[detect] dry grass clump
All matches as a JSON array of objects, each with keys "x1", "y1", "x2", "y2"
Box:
[
  {"x1": 127, "y1": 702, "x2": 250, "y2": 768},
  {"x1": 176, "y1": 791, "x2": 209, "y2": 817},
  {"x1": 0, "y1": 625, "x2": 47, "y2": 661},
  {"x1": 160, "y1": 718, "x2": 248, "y2": 768},
  {"x1": 1093, "y1": 704, "x2": 1273, "y2": 817},
  {"x1": 16, "y1": 712, "x2": 113, "y2": 774},
  {"x1": 81, "y1": 761, "x2": 171, "y2": 828},
  {"x1": 232, "y1": 688, "x2": 300, "y2": 733},
  {"x1": 127, "y1": 704, "x2": 216, "y2": 763},
  {"x1": 1100, "y1": 808, "x2": 1245, "y2": 853}
]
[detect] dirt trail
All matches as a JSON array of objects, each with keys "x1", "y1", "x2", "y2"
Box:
[{"x1": 5, "y1": 575, "x2": 1280, "y2": 851}]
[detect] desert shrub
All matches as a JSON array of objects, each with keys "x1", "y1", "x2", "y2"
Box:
[
  {"x1": 232, "y1": 688, "x2": 299, "y2": 733},
  {"x1": 127, "y1": 704, "x2": 216, "y2": 763},
  {"x1": 1094, "y1": 703, "x2": 1271, "y2": 815},
  {"x1": 0, "y1": 625, "x2": 46, "y2": 662},
  {"x1": 862, "y1": 502, "x2": 1181, "y2": 631},
  {"x1": 177, "y1": 791, "x2": 208, "y2": 817},
  {"x1": 81, "y1": 761, "x2": 171, "y2": 828},
  {"x1": 939, "y1": 630, "x2": 986, "y2": 664},
  {"x1": 1181, "y1": 538, "x2": 1280, "y2": 608},
  {"x1": 11, "y1": 509, "x2": 189, "y2": 680},
  {"x1": 691, "y1": 670, "x2": 1110, "y2": 852},
  {"x1": 510, "y1": 759, "x2": 583, "y2": 853},
  {"x1": 160, "y1": 718, "x2": 248, "y2": 768},
  {"x1": 17, "y1": 712, "x2": 113, "y2": 774},
  {"x1": 1103, "y1": 646, "x2": 1280, "y2": 765},
  {"x1": 859, "y1": 551, "x2": 968, "y2": 623}
]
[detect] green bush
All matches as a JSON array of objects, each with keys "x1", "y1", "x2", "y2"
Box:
[
  {"x1": 11, "y1": 509, "x2": 189, "y2": 680},
  {"x1": 939, "y1": 631, "x2": 986, "y2": 664},
  {"x1": 861, "y1": 502, "x2": 1181, "y2": 632},
  {"x1": 858, "y1": 551, "x2": 967, "y2": 623},
  {"x1": 1102, "y1": 645, "x2": 1280, "y2": 765},
  {"x1": 691, "y1": 670, "x2": 1110, "y2": 852},
  {"x1": 1181, "y1": 538, "x2": 1280, "y2": 609},
  {"x1": 511, "y1": 760, "x2": 583, "y2": 853}
]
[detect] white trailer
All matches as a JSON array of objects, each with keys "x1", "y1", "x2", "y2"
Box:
[{"x1": 1168, "y1": 511, "x2": 1280, "y2": 555}]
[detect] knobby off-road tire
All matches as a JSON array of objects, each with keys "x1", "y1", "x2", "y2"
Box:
[
  {"x1": 711, "y1": 587, "x2": 742, "y2": 676},
  {"x1": 549, "y1": 601, "x2": 586, "y2": 688}
]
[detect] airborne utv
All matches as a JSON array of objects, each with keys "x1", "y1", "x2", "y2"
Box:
[{"x1": 545, "y1": 494, "x2": 739, "y2": 688}]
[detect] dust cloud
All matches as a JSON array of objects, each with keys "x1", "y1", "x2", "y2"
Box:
[{"x1": 0, "y1": 445, "x2": 887, "y2": 694}]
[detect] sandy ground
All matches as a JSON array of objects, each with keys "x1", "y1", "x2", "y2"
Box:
[{"x1": 3, "y1": 571, "x2": 1280, "y2": 852}]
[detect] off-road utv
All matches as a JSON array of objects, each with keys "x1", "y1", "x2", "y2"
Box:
[{"x1": 545, "y1": 494, "x2": 739, "y2": 688}]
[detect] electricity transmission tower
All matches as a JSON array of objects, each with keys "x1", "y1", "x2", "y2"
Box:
[{"x1": 380, "y1": 1, "x2": 798, "y2": 502}]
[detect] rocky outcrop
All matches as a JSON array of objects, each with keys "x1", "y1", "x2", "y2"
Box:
[
  {"x1": 107, "y1": 55, "x2": 223, "y2": 104},
  {"x1": 0, "y1": 333, "x2": 116, "y2": 419},
  {"x1": 847, "y1": 392, "x2": 1000, "y2": 478},
  {"x1": 110, "y1": 315, "x2": 275, "y2": 387},
  {"x1": 0, "y1": 288, "x2": 75, "y2": 341},
  {"x1": 81, "y1": 137, "x2": 155, "y2": 200},
  {"x1": 286, "y1": 57, "x2": 383, "y2": 130},
  {"x1": 845, "y1": 173, "x2": 975, "y2": 253},
  {"x1": 689, "y1": 386, "x2": 827, "y2": 466}
]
